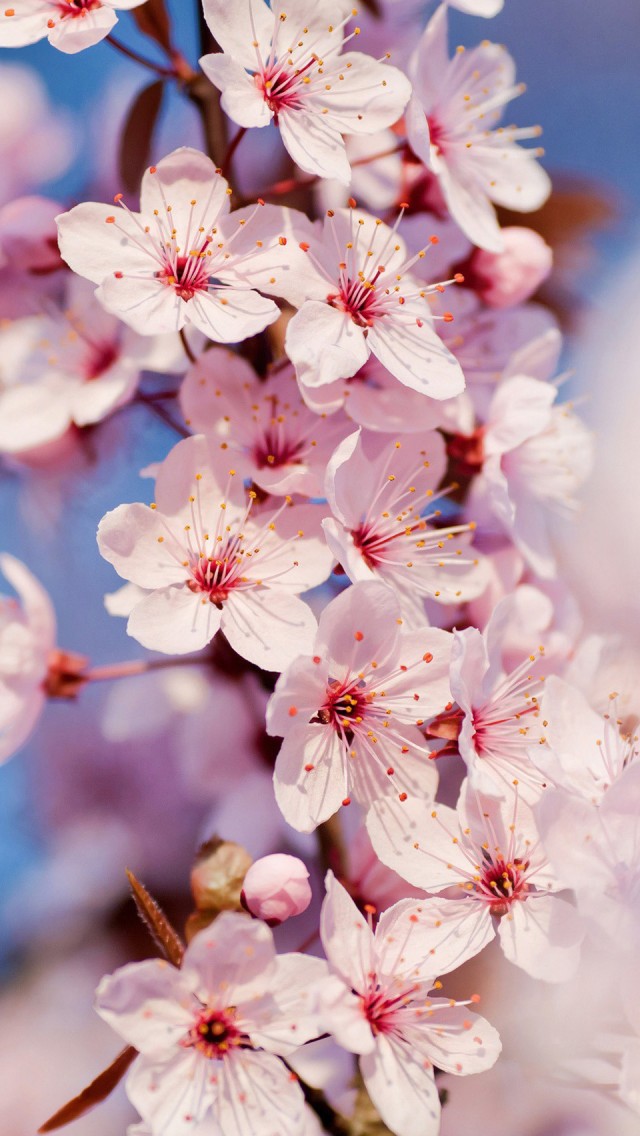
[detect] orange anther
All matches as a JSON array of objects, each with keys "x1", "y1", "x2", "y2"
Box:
[
  {"x1": 354, "y1": 630, "x2": 364, "y2": 641},
  {"x1": 288, "y1": 706, "x2": 298, "y2": 717}
]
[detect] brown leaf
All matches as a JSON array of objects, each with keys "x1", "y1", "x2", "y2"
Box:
[
  {"x1": 126, "y1": 868, "x2": 185, "y2": 966},
  {"x1": 132, "y1": 0, "x2": 173, "y2": 53},
  {"x1": 38, "y1": 1046, "x2": 137, "y2": 1133},
  {"x1": 118, "y1": 80, "x2": 164, "y2": 195}
]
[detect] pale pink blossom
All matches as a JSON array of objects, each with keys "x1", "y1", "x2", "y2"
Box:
[
  {"x1": 449, "y1": 597, "x2": 546, "y2": 798},
  {"x1": 96, "y1": 912, "x2": 327, "y2": 1136},
  {"x1": 531, "y1": 676, "x2": 638, "y2": 802},
  {"x1": 368, "y1": 780, "x2": 584, "y2": 982},
  {"x1": 405, "y1": 5, "x2": 551, "y2": 251},
  {"x1": 537, "y1": 762, "x2": 640, "y2": 950},
  {"x1": 469, "y1": 375, "x2": 594, "y2": 578},
  {"x1": 297, "y1": 353, "x2": 453, "y2": 435},
  {"x1": 467, "y1": 572, "x2": 582, "y2": 675},
  {"x1": 281, "y1": 204, "x2": 467, "y2": 394},
  {"x1": 297, "y1": 293, "x2": 558, "y2": 436},
  {"x1": 97, "y1": 435, "x2": 332, "y2": 669},
  {"x1": 57, "y1": 147, "x2": 294, "y2": 341},
  {"x1": 319, "y1": 872, "x2": 501, "y2": 1136},
  {"x1": 0, "y1": 0, "x2": 147, "y2": 54},
  {"x1": 0, "y1": 195, "x2": 67, "y2": 319},
  {"x1": 461, "y1": 227, "x2": 553, "y2": 309},
  {"x1": 0, "y1": 553, "x2": 56, "y2": 763},
  {"x1": 179, "y1": 350, "x2": 351, "y2": 497},
  {"x1": 0, "y1": 277, "x2": 187, "y2": 454},
  {"x1": 242, "y1": 853, "x2": 312, "y2": 925},
  {"x1": 323, "y1": 430, "x2": 487, "y2": 626},
  {"x1": 200, "y1": 0, "x2": 411, "y2": 185},
  {"x1": 267, "y1": 580, "x2": 452, "y2": 832}
]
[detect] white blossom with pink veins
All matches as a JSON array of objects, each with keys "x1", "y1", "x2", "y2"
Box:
[
  {"x1": 319, "y1": 872, "x2": 501, "y2": 1136},
  {"x1": 530, "y1": 675, "x2": 638, "y2": 803},
  {"x1": 0, "y1": 277, "x2": 187, "y2": 454},
  {"x1": 179, "y1": 349, "x2": 351, "y2": 498},
  {"x1": 57, "y1": 147, "x2": 296, "y2": 341},
  {"x1": 281, "y1": 204, "x2": 467, "y2": 394},
  {"x1": 537, "y1": 762, "x2": 640, "y2": 951},
  {"x1": 0, "y1": 0, "x2": 147, "y2": 53},
  {"x1": 96, "y1": 912, "x2": 327, "y2": 1136},
  {"x1": 267, "y1": 580, "x2": 452, "y2": 832},
  {"x1": 469, "y1": 374, "x2": 594, "y2": 578},
  {"x1": 0, "y1": 553, "x2": 55, "y2": 763},
  {"x1": 200, "y1": 0, "x2": 411, "y2": 185},
  {"x1": 323, "y1": 430, "x2": 487, "y2": 626},
  {"x1": 97, "y1": 434, "x2": 333, "y2": 669},
  {"x1": 405, "y1": 4, "x2": 550, "y2": 251},
  {"x1": 449, "y1": 596, "x2": 546, "y2": 799},
  {"x1": 368, "y1": 780, "x2": 584, "y2": 983},
  {"x1": 296, "y1": 296, "x2": 558, "y2": 436}
]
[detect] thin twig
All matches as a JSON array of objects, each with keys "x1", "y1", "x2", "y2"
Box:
[
  {"x1": 106, "y1": 33, "x2": 176, "y2": 77},
  {"x1": 180, "y1": 326, "x2": 197, "y2": 365}
]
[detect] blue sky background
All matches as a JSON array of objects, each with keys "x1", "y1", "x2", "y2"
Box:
[{"x1": 0, "y1": 0, "x2": 638, "y2": 957}]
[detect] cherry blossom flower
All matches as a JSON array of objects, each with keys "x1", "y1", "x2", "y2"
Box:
[
  {"x1": 468, "y1": 375, "x2": 594, "y2": 578},
  {"x1": 95, "y1": 912, "x2": 327, "y2": 1136},
  {"x1": 281, "y1": 204, "x2": 467, "y2": 393},
  {"x1": 531, "y1": 676, "x2": 638, "y2": 803},
  {"x1": 449, "y1": 596, "x2": 546, "y2": 798},
  {"x1": 368, "y1": 780, "x2": 584, "y2": 982},
  {"x1": 57, "y1": 147, "x2": 296, "y2": 341},
  {"x1": 0, "y1": 277, "x2": 187, "y2": 454},
  {"x1": 0, "y1": 195, "x2": 67, "y2": 319},
  {"x1": 296, "y1": 293, "x2": 558, "y2": 436},
  {"x1": 179, "y1": 350, "x2": 351, "y2": 497},
  {"x1": 0, "y1": 553, "x2": 56, "y2": 763},
  {"x1": 468, "y1": 577, "x2": 581, "y2": 676},
  {"x1": 0, "y1": 0, "x2": 147, "y2": 54},
  {"x1": 297, "y1": 353, "x2": 453, "y2": 435},
  {"x1": 200, "y1": 0, "x2": 411, "y2": 185},
  {"x1": 267, "y1": 580, "x2": 452, "y2": 832},
  {"x1": 97, "y1": 434, "x2": 333, "y2": 669},
  {"x1": 405, "y1": 4, "x2": 551, "y2": 251},
  {"x1": 537, "y1": 762, "x2": 640, "y2": 950},
  {"x1": 241, "y1": 853, "x2": 312, "y2": 925},
  {"x1": 459, "y1": 227, "x2": 553, "y2": 310},
  {"x1": 319, "y1": 872, "x2": 501, "y2": 1136},
  {"x1": 323, "y1": 430, "x2": 487, "y2": 626}
]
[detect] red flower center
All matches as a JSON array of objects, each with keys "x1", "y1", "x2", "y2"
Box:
[
  {"x1": 328, "y1": 277, "x2": 386, "y2": 329},
  {"x1": 252, "y1": 428, "x2": 305, "y2": 470},
  {"x1": 158, "y1": 252, "x2": 212, "y2": 302},
  {"x1": 86, "y1": 341, "x2": 119, "y2": 380},
  {"x1": 479, "y1": 855, "x2": 529, "y2": 917},
  {"x1": 257, "y1": 59, "x2": 313, "y2": 115},
  {"x1": 311, "y1": 678, "x2": 370, "y2": 740},
  {"x1": 183, "y1": 1007, "x2": 245, "y2": 1059},
  {"x1": 57, "y1": 0, "x2": 101, "y2": 16}
]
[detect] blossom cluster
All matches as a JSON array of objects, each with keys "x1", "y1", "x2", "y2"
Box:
[{"x1": 0, "y1": 4, "x2": 635, "y2": 1136}]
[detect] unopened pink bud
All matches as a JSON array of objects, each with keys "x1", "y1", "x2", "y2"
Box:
[
  {"x1": 470, "y1": 227, "x2": 552, "y2": 308},
  {"x1": 241, "y1": 854, "x2": 311, "y2": 926}
]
